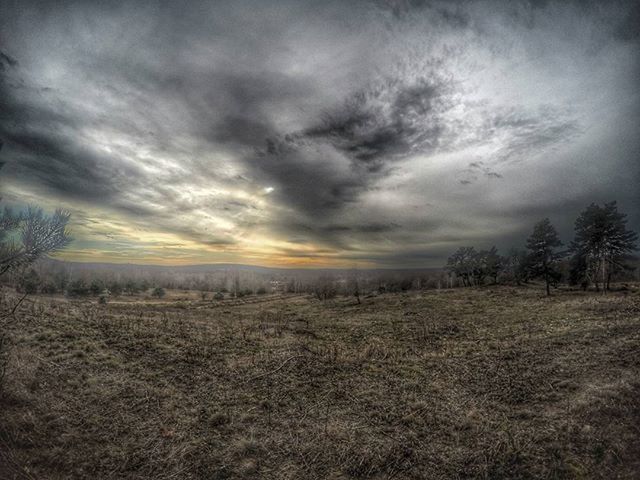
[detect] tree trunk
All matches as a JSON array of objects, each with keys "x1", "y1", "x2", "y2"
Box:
[{"x1": 545, "y1": 272, "x2": 550, "y2": 296}]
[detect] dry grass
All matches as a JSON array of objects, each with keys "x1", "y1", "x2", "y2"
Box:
[{"x1": 1, "y1": 285, "x2": 639, "y2": 479}]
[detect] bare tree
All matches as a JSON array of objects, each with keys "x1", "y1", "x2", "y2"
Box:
[
  {"x1": 313, "y1": 275, "x2": 337, "y2": 301},
  {"x1": 502, "y1": 248, "x2": 529, "y2": 286},
  {"x1": 347, "y1": 270, "x2": 361, "y2": 304}
]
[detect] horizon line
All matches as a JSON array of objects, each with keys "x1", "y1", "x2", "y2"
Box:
[{"x1": 46, "y1": 257, "x2": 444, "y2": 272}]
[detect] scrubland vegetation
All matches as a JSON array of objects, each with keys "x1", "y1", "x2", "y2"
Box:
[{"x1": 1, "y1": 284, "x2": 640, "y2": 479}]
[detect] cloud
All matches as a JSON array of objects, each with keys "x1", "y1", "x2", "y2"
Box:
[
  {"x1": 0, "y1": 0, "x2": 638, "y2": 266},
  {"x1": 304, "y1": 75, "x2": 451, "y2": 164},
  {"x1": 0, "y1": 51, "x2": 18, "y2": 69},
  {"x1": 486, "y1": 106, "x2": 581, "y2": 164}
]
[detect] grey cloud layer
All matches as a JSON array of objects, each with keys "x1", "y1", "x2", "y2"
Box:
[{"x1": 0, "y1": 0, "x2": 638, "y2": 266}]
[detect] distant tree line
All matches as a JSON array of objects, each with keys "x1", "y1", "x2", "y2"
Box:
[
  {"x1": 4, "y1": 265, "x2": 283, "y2": 299},
  {"x1": 445, "y1": 201, "x2": 638, "y2": 295},
  {"x1": 9, "y1": 199, "x2": 636, "y2": 303},
  {"x1": 6, "y1": 264, "x2": 450, "y2": 302}
]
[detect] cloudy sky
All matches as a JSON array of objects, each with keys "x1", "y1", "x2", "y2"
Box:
[{"x1": 1, "y1": 0, "x2": 638, "y2": 267}]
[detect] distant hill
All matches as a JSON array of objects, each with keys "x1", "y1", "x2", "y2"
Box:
[{"x1": 42, "y1": 258, "x2": 443, "y2": 276}]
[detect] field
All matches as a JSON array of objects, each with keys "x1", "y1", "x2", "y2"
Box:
[{"x1": 1, "y1": 285, "x2": 640, "y2": 479}]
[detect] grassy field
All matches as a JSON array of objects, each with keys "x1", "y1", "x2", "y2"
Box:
[{"x1": 1, "y1": 285, "x2": 639, "y2": 479}]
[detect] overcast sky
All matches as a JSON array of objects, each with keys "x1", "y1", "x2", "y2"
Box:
[{"x1": 1, "y1": 0, "x2": 638, "y2": 267}]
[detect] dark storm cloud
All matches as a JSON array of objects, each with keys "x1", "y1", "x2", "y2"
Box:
[
  {"x1": 333, "y1": 222, "x2": 401, "y2": 234},
  {"x1": 0, "y1": 51, "x2": 18, "y2": 69},
  {"x1": 378, "y1": 0, "x2": 471, "y2": 27},
  {"x1": 254, "y1": 139, "x2": 368, "y2": 215},
  {"x1": 267, "y1": 217, "x2": 400, "y2": 252},
  {"x1": 613, "y1": 1, "x2": 640, "y2": 41},
  {"x1": 0, "y1": 0, "x2": 638, "y2": 265},
  {"x1": 9, "y1": 132, "x2": 134, "y2": 200},
  {"x1": 250, "y1": 72, "x2": 457, "y2": 226},
  {"x1": 304, "y1": 75, "x2": 451, "y2": 164},
  {"x1": 0, "y1": 50, "x2": 147, "y2": 202}
]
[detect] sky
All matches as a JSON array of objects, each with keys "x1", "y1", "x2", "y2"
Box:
[{"x1": 0, "y1": 0, "x2": 638, "y2": 268}]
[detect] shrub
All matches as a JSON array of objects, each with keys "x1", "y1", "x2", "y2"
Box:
[
  {"x1": 213, "y1": 292, "x2": 224, "y2": 300},
  {"x1": 314, "y1": 276, "x2": 338, "y2": 300},
  {"x1": 40, "y1": 281, "x2": 58, "y2": 294},
  {"x1": 98, "y1": 288, "x2": 110, "y2": 304},
  {"x1": 108, "y1": 282, "x2": 123, "y2": 297},
  {"x1": 17, "y1": 269, "x2": 41, "y2": 294},
  {"x1": 89, "y1": 279, "x2": 103, "y2": 295},
  {"x1": 151, "y1": 287, "x2": 166, "y2": 298},
  {"x1": 67, "y1": 278, "x2": 89, "y2": 297},
  {"x1": 124, "y1": 279, "x2": 140, "y2": 295}
]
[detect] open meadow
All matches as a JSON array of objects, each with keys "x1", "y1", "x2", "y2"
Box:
[
  {"x1": 3, "y1": 1, "x2": 640, "y2": 478},
  {"x1": 1, "y1": 285, "x2": 639, "y2": 479}
]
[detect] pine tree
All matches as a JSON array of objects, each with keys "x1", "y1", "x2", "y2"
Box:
[
  {"x1": 0, "y1": 142, "x2": 72, "y2": 276},
  {"x1": 569, "y1": 201, "x2": 638, "y2": 292},
  {"x1": 525, "y1": 218, "x2": 564, "y2": 295}
]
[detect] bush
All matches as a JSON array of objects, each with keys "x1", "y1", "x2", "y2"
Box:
[
  {"x1": 257, "y1": 286, "x2": 267, "y2": 295},
  {"x1": 40, "y1": 281, "x2": 58, "y2": 294},
  {"x1": 151, "y1": 287, "x2": 166, "y2": 298},
  {"x1": 17, "y1": 269, "x2": 41, "y2": 294},
  {"x1": 314, "y1": 276, "x2": 337, "y2": 300},
  {"x1": 213, "y1": 292, "x2": 224, "y2": 300},
  {"x1": 124, "y1": 280, "x2": 140, "y2": 295},
  {"x1": 89, "y1": 279, "x2": 104, "y2": 295},
  {"x1": 98, "y1": 288, "x2": 110, "y2": 304},
  {"x1": 67, "y1": 279, "x2": 89, "y2": 297},
  {"x1": 108, "y1": 282, "x2": 123, "y2": 297}
]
